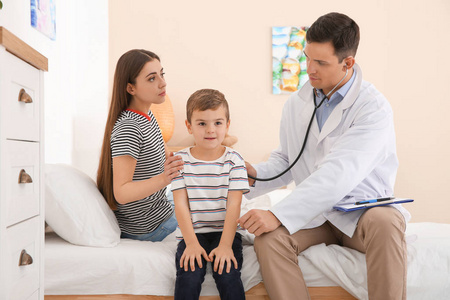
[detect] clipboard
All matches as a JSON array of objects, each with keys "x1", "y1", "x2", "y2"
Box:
[{"x1": 333, "y1": 198, "x2": 414, "y2": 212}]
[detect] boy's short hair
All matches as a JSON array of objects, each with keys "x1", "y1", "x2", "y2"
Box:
[
  {"x1": 306, "y1": 12, "x2": 360, "y2": 62},
  {"x1": 186, "y1": 89, "x2": 230, "y2": 123}
]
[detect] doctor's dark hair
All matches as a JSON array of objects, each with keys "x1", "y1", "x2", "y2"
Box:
[
  {"x1": 97, "y1": 49, "x2": 160, "y2": 210},
  {"x1": 186, "y1": 89, "x2": 230, "y2": 123},
  {"x1": 306, "y1": 12, "x2": 360, "y2": 62}
]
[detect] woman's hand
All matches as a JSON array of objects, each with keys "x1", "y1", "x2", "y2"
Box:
[
  {"x1": 163, "y1": 152, "x2": 183, "y2": 184},
  {"x1": 209, "y1": 245, "x2": 238, "y2": 275},
  {"x1": 180, "y1": 242, "x2": 210, "y2": 272}
]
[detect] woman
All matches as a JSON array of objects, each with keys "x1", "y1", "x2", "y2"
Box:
[{"x1": 97, "y1": 49, "x2": 183, "y2": 241}]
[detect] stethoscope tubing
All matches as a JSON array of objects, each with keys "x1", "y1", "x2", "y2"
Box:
[
  {"x1": 248, "y1": 68, "x2": 349, "y2": 182},
  {"x1": 248, "y1": 93, "x2": 326, "y2": 181}
]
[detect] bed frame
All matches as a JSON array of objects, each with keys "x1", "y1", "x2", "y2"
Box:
[{"x1": 45, "y1": 283, "x2": 357, "y2": 300}]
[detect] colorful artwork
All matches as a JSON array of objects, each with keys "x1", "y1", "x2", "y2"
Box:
[
  {"x1": 272, "y1": 26, "x2": 309, "y2": 94},
  {"x1": 30, "y1": 0, "x2": 56, "y2": 40}
]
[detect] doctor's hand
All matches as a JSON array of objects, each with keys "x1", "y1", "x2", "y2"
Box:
[
  {"x1": 245, "y1": 161, "x2": 256, "y2": 187},
  {"x1": 238, "y1": 209, "x2": 282, "y2": 236}
]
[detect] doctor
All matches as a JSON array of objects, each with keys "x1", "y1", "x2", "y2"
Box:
[{"x1": 238, "y1": 12, "x2": 411, "y2": 300}]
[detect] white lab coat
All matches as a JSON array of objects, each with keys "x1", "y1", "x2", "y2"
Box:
[{"x1": 247, "y1": 64, "x2": 411, "y2": 237}]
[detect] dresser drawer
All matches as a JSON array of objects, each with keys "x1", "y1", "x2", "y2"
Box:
[
  {"x1": 4, "y1": 217, "x2": 41, "y2": 300},
  {"x1": 0, "y1": 51, "x2": 41, "y2": 142},
  {"x1": 3, "y1": 140, "x2": 40, "y2": 227}
]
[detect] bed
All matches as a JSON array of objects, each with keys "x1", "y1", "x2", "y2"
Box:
[{"x1": 43, "y1": 164, "x2": 450, "y2": 299}]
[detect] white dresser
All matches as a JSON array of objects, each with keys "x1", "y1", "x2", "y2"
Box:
[{"x1": 0, "y1": 27, "x2": 47, "y2": 300}]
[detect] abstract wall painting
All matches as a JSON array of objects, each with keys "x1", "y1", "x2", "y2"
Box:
[
  {"x1": 31, "y1": 0, "x2": 56, "y2": 40},
  {"x1": 272, "y1": 26, "x2": 309, "y2": 94}
]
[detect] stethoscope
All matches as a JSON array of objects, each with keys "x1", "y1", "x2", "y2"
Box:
[{"x1": 249, "y1": 67, "x2": 349, "y2": 182}]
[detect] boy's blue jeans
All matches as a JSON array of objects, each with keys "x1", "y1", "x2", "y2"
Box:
[{"x1": 174, "y1": 232, "x2": 245, "y2": 300}]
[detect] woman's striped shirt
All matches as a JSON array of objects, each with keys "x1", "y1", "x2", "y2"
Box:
[
  {"x1": 171, "y1": 147, "x2": 249, "y2": 239},
  {"x1": 110, "y1": 109, "x2": 173, "y2": 235}
]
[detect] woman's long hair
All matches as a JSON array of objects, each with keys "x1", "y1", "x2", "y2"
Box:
[{"x1": 97, "y1": 49, "x2": 160, "y2": 210}]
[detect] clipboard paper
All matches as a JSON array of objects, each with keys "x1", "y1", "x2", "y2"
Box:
[{"x1": 333, "y1": 198, "x2": 414, "y2": 212}]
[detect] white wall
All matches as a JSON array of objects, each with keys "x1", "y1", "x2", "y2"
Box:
[
  {"x1": 2, "y1": 0, "x2": 449, "y2": 223},
  {"x1": 109, "y1": 0, "x2": 450, "y2": 223},
  {"x1": 0, "y1": 0, "x2": 108, "y2": 179}
]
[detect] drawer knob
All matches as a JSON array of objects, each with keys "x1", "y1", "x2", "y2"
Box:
[
  {"x1": 18, "y1": 169, "x2": 33, "y2": 184},
  {"x1": 18, "y1": 88, "x2": 33, "y2": 103},
  {"x1": 19, "y1": 250, "x2": 33, "y2": 266}
]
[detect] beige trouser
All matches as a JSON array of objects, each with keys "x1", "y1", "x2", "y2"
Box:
[{"x1": 254, "y1": 206, "x2": 407, "y2": 300}]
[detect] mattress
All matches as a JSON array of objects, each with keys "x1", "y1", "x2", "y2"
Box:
[
  {"x1": 45, "y1": 222, "x2": 450, "y2": 299},
  {"x1": 44, "y1": 183, "x2": 450, "y2": 298},
  {"x1": 44, "y1": 231, "x2": 336, "y2": 296},
  {"x1": 299, "y1": 222, "x2": 450, "y2": 300},
  {"x1": 45, "y1": 189, "x2": 336, "y2": 296}
]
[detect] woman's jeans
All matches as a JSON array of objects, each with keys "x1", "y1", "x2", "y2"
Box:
[
  {"x1": 120, "y1": 191, "x2": 177, "y2": 242},
  {"x1": 120, "y1": 212, "x2": 177, "y2": 242},
  {"x1": 174, "y1": 232, "x2": 245, "y2": 300}
]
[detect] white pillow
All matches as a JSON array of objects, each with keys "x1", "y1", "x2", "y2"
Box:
[{"x1": 45, "y1": 164, "x2": 121, "y2": 247}]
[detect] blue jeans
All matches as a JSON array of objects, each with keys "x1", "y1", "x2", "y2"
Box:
[
  {"x1": 120, "y1": 212, "x2": 177, "y2": 242},
  {"x1": 174, "y1": 232, "x2": 245, "y2": 300}
]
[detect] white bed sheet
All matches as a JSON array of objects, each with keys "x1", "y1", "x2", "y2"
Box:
[
  {"x1": 300, "y1": 222, "x2": 450, "y2": 300},
  {"x1": 45, "y1": 185, "x2": 450, "y2": 298},
  {"x1": 44, "y1": 231, "x2": 335, "y2": 296},
  {"x1": 45, "y1": 190, "x2": 336, "y2": 296},
  {"x1": 45, "y1": 222, "x2": 450, "y2": 298}
]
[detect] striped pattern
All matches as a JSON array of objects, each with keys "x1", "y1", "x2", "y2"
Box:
[
  {"x1": 171, "y1": 147, "x2": 249, "y2": 239},
  {"x1": 110, "y1": 109, "x2": 173, "y2": 235}
]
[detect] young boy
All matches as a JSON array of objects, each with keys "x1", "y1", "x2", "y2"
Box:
[{"x1": 171, "y1": 89, "x2": 249, "y2": 300}]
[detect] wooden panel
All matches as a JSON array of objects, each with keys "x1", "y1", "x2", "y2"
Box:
[
  {"x1": 44, "y1": 283, "x2": 356, "y2": 300},
  {"x1": 309, "y1": 286, "x2": 357, "y2": 299},
  {"x1": 0, "y1": 27, "x2": 48, "y2": 71}
]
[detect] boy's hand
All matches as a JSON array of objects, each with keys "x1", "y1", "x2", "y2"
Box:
[
  {"x1": 180, "y1": 242, "x2": 210, "y2": 272},
  {"x1": 208, "y1": 245, "x2": 238, "y2": 275}
]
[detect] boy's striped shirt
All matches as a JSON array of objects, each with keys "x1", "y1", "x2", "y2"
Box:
[{"x1": 171, "y1": 147, "x2": 249, "y2": 239}]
